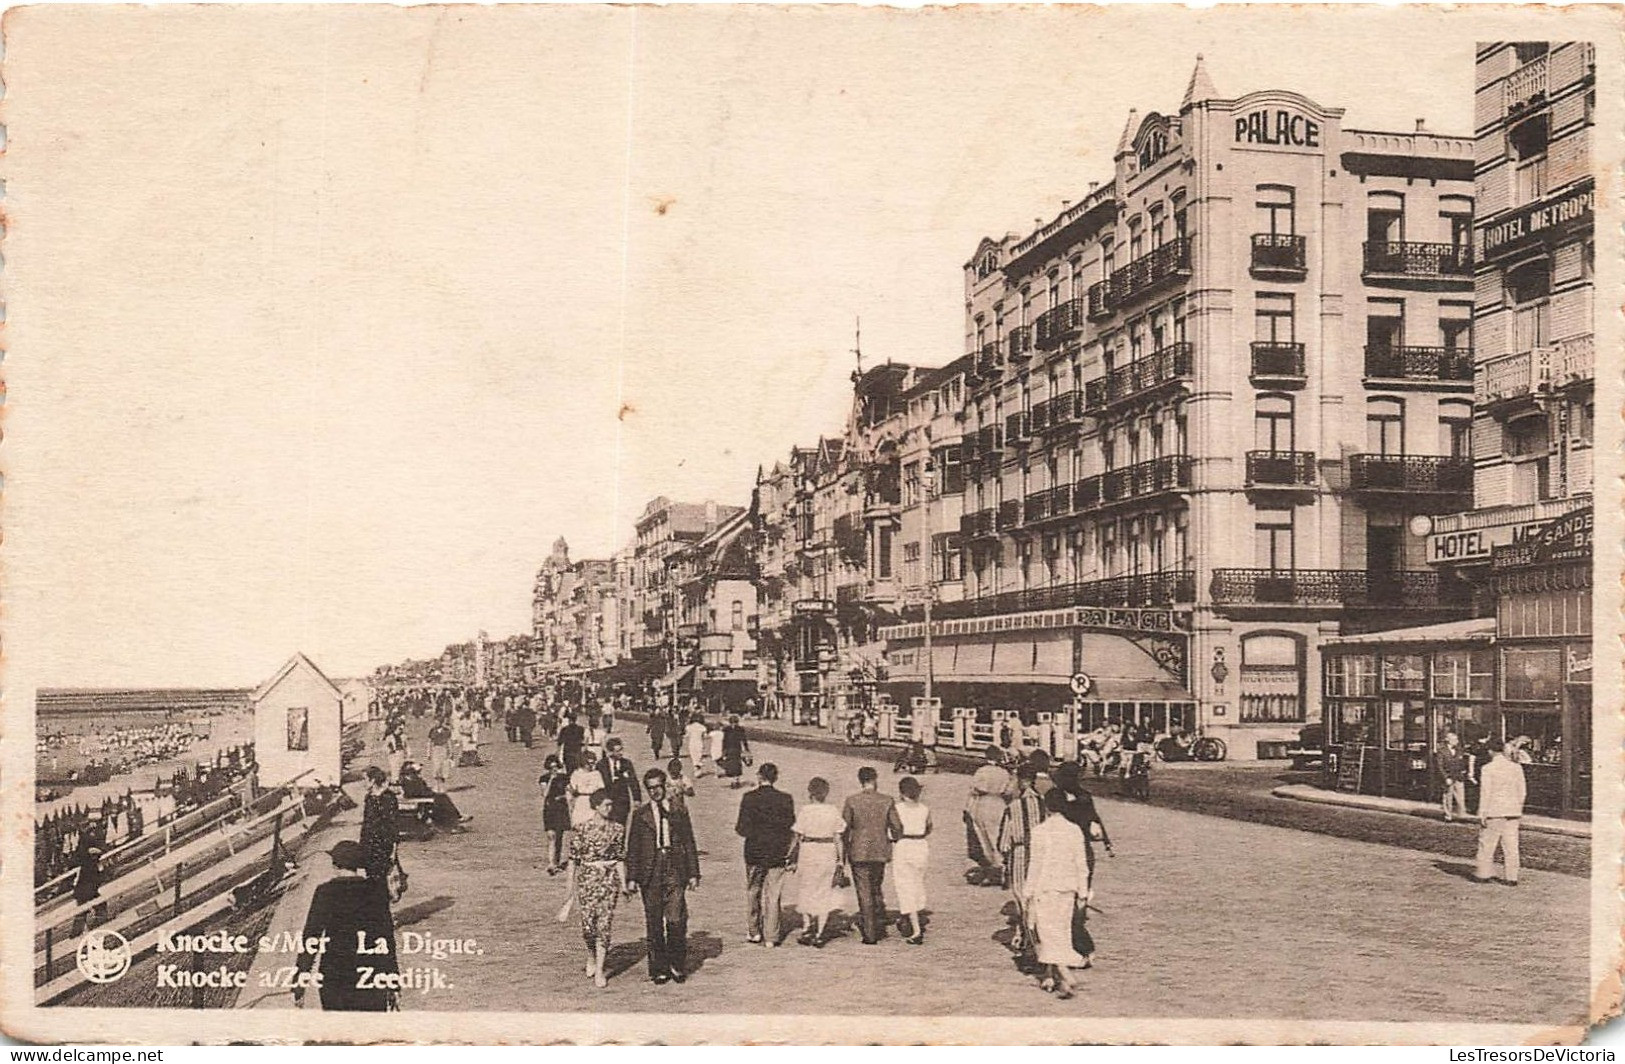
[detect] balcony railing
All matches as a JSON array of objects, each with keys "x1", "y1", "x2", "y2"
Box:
[
  {"x1": 1246, "y1": 450, "x2": 1317, "y2": 487},
  {"x1": 996, "y1": 499, "x2": 1023, "y2": 531},
  {"x1": 1086, "y1": 237, "x2": 1192, "y2": 317},
  {"x1": 1047, "y1": 389, "x2": 1080, "y2": 428},
  {"x1": 1478, "y1": 348, "x2": 1551, "y2": 405},
  {"x1": 1362, "y1": 241, "x2": 1473, "y2": 280},
  {"x1": 1551, "y1": 333, "x2": 1594, "y2": 388},
  {"x1": 1210, "y1": 568, "x2": 1472, "y2": 609},
  {"x1": 1035, "y1": 299, "x2": 1084, "y2": 350},
  {"x1": 1504, "y1": 53, "x2": 1549, "y2": 112},
  {"x1": 1028, "y1": 398, "x2": 1052, "y2": 434},
  {"x1": 974, "y1": 340, "x2": 1003, "y2": 382},
  {"x1": 1364, "y1": 345, "x2": 1474, "y2": 382},
  {"x1": 1100, "y1": 455, "x2": 1193, "y2": 506},
  {"x1": 934, "y1": 571, "x2": 1197, "y2": 620},
  {"x1": 1086, "y1": 342, "x2": 1194, "y2": 412},
  {"x1": 1024, "y1": 490, "x2": 1051, "y2": 524},
  {"x1": 1073, "y1": 475, "x2": 1103, "y2": 511},
  {"x1": 1008, "y1": 325, "x2": 1034, "y2": 362},
  {"x1": 1347, "y1": 454, "x2": 1473, "y2": 496},
  {"x1": 1251, "y1": 233, "x2": 1307, "y2": 278},
  {"x1": 960, "y1": 509, "x2": 996, "y2": 540},
  {"x1": 1250, "y1": 341, "x2": 1306, "y2": 380}
]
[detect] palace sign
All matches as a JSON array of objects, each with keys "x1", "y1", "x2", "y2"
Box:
[{"x1": 1235, "y1": 109, "x2": 1321, "y2": 149}]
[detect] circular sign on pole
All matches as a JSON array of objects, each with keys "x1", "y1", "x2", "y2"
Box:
[{"x1": 1069, "y1": 672, "x2": 1094, "y2": 697}]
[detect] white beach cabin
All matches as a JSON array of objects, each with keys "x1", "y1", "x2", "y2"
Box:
[{"x1": 252, "y1": 652, "x2": 345, "y2": 788}]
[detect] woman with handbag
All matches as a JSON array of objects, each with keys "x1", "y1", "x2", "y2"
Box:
[
  {"x1": 789, "y1": 776, "x2": 849, "y2": 947},
  {"x1": 1021, "y1": 788, "x2": 1094, "y2": 999}
]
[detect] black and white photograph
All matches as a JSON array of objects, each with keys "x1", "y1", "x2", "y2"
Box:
[{"x1": 1, "y1": 4, "x2": 1619, "y2": 1046}]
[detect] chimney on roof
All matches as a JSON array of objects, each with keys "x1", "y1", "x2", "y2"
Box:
[
  {"x1": 1061, "y1": 199, "x2": 1071, "y2": 208},
  {"x1": 1088, "y1": 181, "x2": 1098, "y2": 193},
  {"x1": 1415, "y1": 117, "x2": 1427, "y2": 132}
]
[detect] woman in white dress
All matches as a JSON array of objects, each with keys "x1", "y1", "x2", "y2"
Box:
[
  {"x1": 1021, "y1": 788, "x2": 1094, "y2": 999},
  {"x1": 790, "y1": 777, "x2": 848, "y2": 947},
  {"x1": 567, "y1": 750, "x2": 603, "y2": 828},
  {"x1": 893, "y1": 776, "x2": 932, "y2": 944},
  {"x1": 685, "y1": 716, "x2": 709, "y2": 777}
]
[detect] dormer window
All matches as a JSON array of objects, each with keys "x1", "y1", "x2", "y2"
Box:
[{"x1": 1138, "y1": 129, "x2": 1169, "y2": 170}]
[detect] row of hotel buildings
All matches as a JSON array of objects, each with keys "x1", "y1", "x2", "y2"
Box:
[{"x1": 407, "y1": 48, "x2": 1597, "y2": 814}]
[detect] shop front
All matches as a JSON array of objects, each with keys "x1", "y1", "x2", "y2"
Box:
[
  {"x1": 1490, "y1": 506, "x2": 1592, "y2": 816},
  {"x1": 1321, "y1": 619, "x2": 1497, "y2": 803}
]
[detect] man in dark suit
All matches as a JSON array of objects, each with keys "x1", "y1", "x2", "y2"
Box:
[
  {"x1": 842, "y1": 766, "x2": 903, "y2": 945},
  {"x1": 597, "y1": 737, "x2": 643, "y2": 825},
  {"x1": 293, "y1": 840, "x2": 399, "y2": 1011},
  {"x1": 734, "y1": 762, "x2": 796, "y2": 946},
  {"x1": 556, "y1": 713, "x2": 585, "y2": 769},
  {"x1": 624, "y1": 768, "x2": 701, "y2": 984}
]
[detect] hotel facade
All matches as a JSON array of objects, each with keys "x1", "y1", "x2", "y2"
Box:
[{"x1": 878, "y1": 60, "x2": 1487, "y2": 756}]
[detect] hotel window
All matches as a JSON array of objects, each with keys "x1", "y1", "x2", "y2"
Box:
[
  {"x1": 1021, "y1": 288, "x2": 1032, "y2": 328},
  {"x1": 1256, "y1": 292, "x2": 1295, "y2": 343},
  {"x1": 1254, "y1": 507, "x2": 1295, "y2": 571},
  {"x1": 1257, "y1": 185, "x2": 1296, "y2": 236},
  {"x1": 903, "y1": 461, "x2": 921, "y2": 506},
  {"x1": 1440, "y1": 301, "x2": 1473, "y2": 351},
  {"x1": 877, "y1": 526, "x2": 894, "y2": 579},
  {"x1": 1150, "y1": 205, "x2": 1166, "y2": 247},
  {"x1": 1439, "y1": 400, "x2": 1473, "y2": 458},
  {"x1": 1254, "y1": 395, "x2": 1296, "y2": 452},
  {"x1": 1102, "y1": 429, "x2": 1116, "y2": 472},
  {"x1": 1503, "y1": 415, "x2": 1547, "y2": 458},
  {"x1": 1102, "y1": 239, "x2": 1116, "y2": 280},
  {"x1": 1101, "y1": 522, "x2": 1117, "y2": 576},
  {"x1": 1506, "y1": 259, "x2": 1551, "y2": 352},
  {"x1": 731, "y1": 601, "x2": 744, "y2": 631},
  {"x1": 1508, "y1": 112, "x2": 1549, "y2": 205},
  {"x1": 1047, "y1": 271, "x2": 1061, "y2": 309},
  {"x1": 938, "y1": 445, "x2": 964, "y2": 496},
  {"x1": 1018, "y1": 538, "x2": 1033, "y2": 589},
  {"x1": 1367, "y1": 192, "x2": 1405, "y2": 246},
  {"x1": 1068, "y1": 257, "x2": 1083, "y2": 299},
  {"x1": 1366, "y1": 398, "x2": 1405, "y2": 456},
  {"x1": 1366, "y1": 298, "x2": 1405, "y2": 352},
  {"x1": 934, "y1": 532, "x2": 963, "y2": 583},
  {"x1": 1128, "y1": 217, "x2": 1144, "y2": 261}
]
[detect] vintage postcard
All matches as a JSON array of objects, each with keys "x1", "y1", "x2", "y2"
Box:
[{"x1": 1, "y1": 3, "x2": 1620, "y2": 1046}]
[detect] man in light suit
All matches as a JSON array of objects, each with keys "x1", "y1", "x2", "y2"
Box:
[
  {"x1": 625, "y1": 768, "x2": 701, "y2": 984},
  {"x1": 841, "y1": 766, "x2": 903, "y2": 945},
  {"x1": 1474, "y1": 739, "x2": 1528, "y2": 886}
]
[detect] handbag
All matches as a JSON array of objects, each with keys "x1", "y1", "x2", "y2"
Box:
[
  {"x1": 832, "y1": 864, "x2": 851, "y2": 889},
  {"x1": 1070, "y1": 900, "x2": 1095, "y2": 958},
  {"x1": 388, "y1": 854, "x2": 409, "y2": 902}
]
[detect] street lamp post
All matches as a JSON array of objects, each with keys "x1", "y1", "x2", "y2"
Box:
[{"x1": 922, "y1": 460, "x2": 936, "y2": 708}]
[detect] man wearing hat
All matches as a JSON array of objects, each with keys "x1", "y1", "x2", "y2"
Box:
[
  {"x1": 294, "y1": 840, "x2": 400, "y2": 1011},
  {"x1": 69, "y1": 830, "x2": 108, "y2": 936}
]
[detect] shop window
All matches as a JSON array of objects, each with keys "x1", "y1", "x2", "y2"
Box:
[
  {"x1": 1434, "y1": 703, "x2": 1492, "y2": 750},
  {"x1": 1333, "y1": 701, "x2": 1379, "y2": 747},
  {"x1": 1432, "y1": 649, "x2": 1494, "y2": 700},
  {"x1": 1381, "y1": 653, "x2": 1426, "y2": 692},
  {"x1": 1239, "y1": 633, "x2": 1304, "y2": 723},
  {"x1": 1501, "y1": 646, "x2": 1562, "y2": 702},
  {"x1": 1325, "y1": 653, "x2": 1378, "y2": 697},
  {"x1": 1386, "y1": 699, "x2": 1428, "y2": 752},
  {"x1": 1502, "y1": 710, "x2": 1564, "y2": 766}
]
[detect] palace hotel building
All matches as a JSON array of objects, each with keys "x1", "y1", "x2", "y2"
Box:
[{"x1": 879, "y1": 59, "x2": 1487, "y2": 756}]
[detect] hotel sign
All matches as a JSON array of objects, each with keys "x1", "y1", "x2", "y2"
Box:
[
  {"x1": 1479, "y1": 180, "x2": 1593, "y2": 264},
  {"x1": 1428, "y1": 518, "x2": 1549, "y2": 564},
  {"x1": 1234, "y1": 109, "x2": 1321, "y2": 149},
  {"x1": 1491, "y1": 506, "x2": 1592, "y2": 570}
]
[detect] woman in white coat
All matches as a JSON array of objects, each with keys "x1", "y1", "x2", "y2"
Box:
[{"x1": 1021, "y1": 788, "x2": 1094, "y2": 999}]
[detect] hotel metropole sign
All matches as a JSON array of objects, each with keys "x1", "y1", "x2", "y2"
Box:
[{"x1": 1479, "y1": 179, "x2": 1594, "y2": 265}]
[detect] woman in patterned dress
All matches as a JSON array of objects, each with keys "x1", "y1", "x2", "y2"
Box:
[{"x1": 567, "y1": 788, "x2": 626, "y2": 988}]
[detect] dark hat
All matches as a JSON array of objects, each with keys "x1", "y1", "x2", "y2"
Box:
[{"x1": 327, "y1": 839, "x2": 368, "y2": 870}]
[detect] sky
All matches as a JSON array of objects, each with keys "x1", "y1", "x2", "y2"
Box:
[{"x1": 4, "y1": 4, "x2": 1518, "y2": 686}]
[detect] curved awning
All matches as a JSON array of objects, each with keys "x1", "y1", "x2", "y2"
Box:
[{"x1": 657, "y1": 664, "x2": 697, "y2": 689}]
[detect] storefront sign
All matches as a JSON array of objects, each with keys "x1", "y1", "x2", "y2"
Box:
[
  {"x1": 1567, "y1": 646, "x2": 1593, "y2": 684},
  {"x1": 1234, "y1": 108, "x2": 1321, "y2": 149},
  {"x1": 1492, "y1": 506, "x2": 1592, "y2": 570},
  {"x1": 792, "y1": 598, "x2": 834, "y2": 616},
  {"x1": 1479, "y1": 180, "x2": 1594, "y2": 263},
  {"x1": 1428, "y1": 518, "x2": 1549, "y2": 564}
]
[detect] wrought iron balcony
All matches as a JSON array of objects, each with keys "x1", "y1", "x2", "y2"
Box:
[
  {"x1": 1364, "y1": 345, "x2": 1474, "y2": 383},
  {"x1": 1028, "y1": 397, "x2": 1052, "y2": 434},
  {"x1": 1087, "y1": 237, "x2": 1192, "y2": 318},
  {"x1": 936, "y1": 571, "x2": 1197, "y2": 620},
  {"x1": 1047, "y1": 389, "x2": 1081, "y2": 428},
  {"x1": 1090, "y1": 342, "x2": 1194, "y2": 412},
  {"x1": 1250, "y1": 341, "x2": 1306, "y2": 381},
  {"x1": 1251, "y1": 233, "x2": 1307, "y2": 279},
  {"x1": 1101, "y1": 455, "x2": 1193, "y2": 506},
  {"x1": 996, "y1": 499, "x2": 1023, "y2": 531},
  {"x1": 1035, "y1": 299, "x2": 1084, "y2": 350},
  {"x1": 1362, "y1": 241, "x2": 1473, "y2": 281},
  {"x1": 1210, "y1": 568, "x2": 1473, "y2": 609},
  {"x1": 1347, "y1": 454, "x2": 1473, "y2": 497},
  {"x1": 1024, "y1": 490, "x2": 1051, "y2": 525},
  {"x1": 1087, "y1": 280, "x2": 1114, "y2": 321},
  {"x1": 960, "y1": 509, "x2": 996, "y2": 540},
  {"x1": 1246, "y1": 450, "x2": 1317, "y2": 488},
  {"x1": 973, "y1": 340, "x2": 1003, "y2": 383},
  {"x1": 1008, "y1": 325, "x2": 1034, "y2": 362}
]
